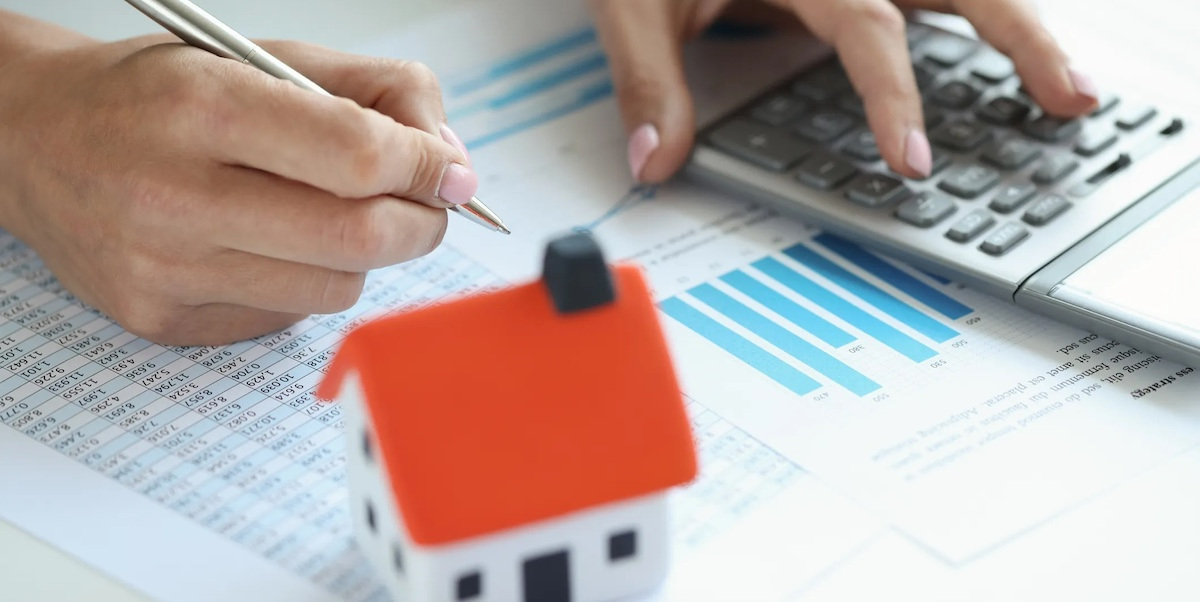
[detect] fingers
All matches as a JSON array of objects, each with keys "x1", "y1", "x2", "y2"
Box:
[
  {"x1": 588, "y1": 0, "x2": 696, "y2": 183},
  {"x1": 780, "y1": 0, "x2": 931, "y2": 178},
  {"x1": 181, "y1": 250, "x2": 369, "y2": 316},
  {"x1": 197, "y1": 166, "x2": 449, "y2": 272},
  {"x1": 124, "y1": 302, "x2": 307, "y2": 348},
  {"x1": 165, "y1": 50, "x2": 475, "y2": 206},
  {"x1": 911, "y1": 0, "x2": 1097, "y2": 116}
]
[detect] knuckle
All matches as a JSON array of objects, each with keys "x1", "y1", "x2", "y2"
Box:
[
  {"x1": 311, "y1": 270, "x2": 365, "y2": 314},
  {"x1": 340, "y1": 106, "x2": 388, "y2": 194},
  {"x1": 333, "y1": 201, "x2": 391, "y2": 269},
  {"x1": 402, "y1": 133, "x2": 445, "y2": 199},
  {"x1": 841, "y1": 0, "x2": 905, "y2": 37},
  {"x1": 396, "y1": 60, "x2": 443, "y2": 97},
  {"x1": 397, "y1": 205, "x2": 448, "y2": 261}
]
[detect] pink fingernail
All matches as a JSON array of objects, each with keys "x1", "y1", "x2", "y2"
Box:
[
  {"x1": 904, "y1": 129, "x2": 932, "y2": 178},
  {"x1": 1068, "y1": 68, "x2": 1099, "y2": 100},
  {"x1": 437, "y1": 163, "x2": 478, "y2": 205},
  {"x1": 440, "y1": 123, "x2": 470, "y2": 162},
  {"x1": 628, "y1": 123, "x2": 659, "y2": 181}
]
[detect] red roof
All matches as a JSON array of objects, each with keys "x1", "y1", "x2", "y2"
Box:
[{"x1": 317, "y1": 264, "x2": 697, "y2": 546}]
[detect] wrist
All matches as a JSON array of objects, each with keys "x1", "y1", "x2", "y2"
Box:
[{"x1": 0, "y1": 11, "x2": 95, "y2": 68}]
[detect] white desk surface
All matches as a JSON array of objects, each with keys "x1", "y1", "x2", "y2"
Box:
[{"x1": 1, "y1": 0, "x2": 1198, "y2": 601}]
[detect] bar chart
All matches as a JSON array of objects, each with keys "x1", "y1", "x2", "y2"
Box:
[{"x1": 660, "y1": 233, "x2": 974, "y2": 398}]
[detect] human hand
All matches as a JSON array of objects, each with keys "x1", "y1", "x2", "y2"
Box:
[
  {"x1": 0, "y1": 36, "x2": 475, "y2": 346},
  {"x1": 589, "y1": 0, "x2": 1099, "y2": 182}
]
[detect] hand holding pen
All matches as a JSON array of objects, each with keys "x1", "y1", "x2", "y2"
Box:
[{"x1": 0, "y1": 5, "x2": 496, "y2": 346}]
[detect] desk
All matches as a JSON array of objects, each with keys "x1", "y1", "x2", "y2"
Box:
[{"x1": 0, "y1": 1, "x2": 1198, "y2": 601}]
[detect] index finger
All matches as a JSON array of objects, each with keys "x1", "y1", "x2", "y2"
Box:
[{"x1": 779, "y1": 0, "x2": 933, "y2": 179}]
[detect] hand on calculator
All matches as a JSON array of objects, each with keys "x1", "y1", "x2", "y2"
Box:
[{"x1": 588, "y1": 0, "x2": 1099, "y2": 183}]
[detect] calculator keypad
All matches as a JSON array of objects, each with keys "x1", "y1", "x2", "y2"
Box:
[{"x1": 700, "y1": 22, "x2": 1177, "y2": 260}]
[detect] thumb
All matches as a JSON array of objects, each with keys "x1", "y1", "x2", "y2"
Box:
[{"x1": 590, "y1": 0, "x2": 695, "y2": 183}]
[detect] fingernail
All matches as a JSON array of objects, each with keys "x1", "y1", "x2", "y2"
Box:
[
  {"x1": 1068, "y1": 68, "x2": 1099, "y2": 100},
  {"x1": 436, "y1": 163, "x2": 478, "y2": 205},
  {"x1": 904, "y1": 129, "x2": 932, "y2": 178},
  {"x1": 440, "y1": 123, "x2": 470, "y2": 162},
  {"x1": 627, "y1": 123, "x2": 659, "y2": 181}
]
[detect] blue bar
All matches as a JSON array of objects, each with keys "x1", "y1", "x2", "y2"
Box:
[
  {"x1": 466, "y1": 79, "x2": 614, "y2": 149},
  {"x1": 919, "y1": 268, "x2": 952, "y2": 285},
  {"x1": 753, "y1": 257, "x2": 937, "y2": 362},
  {"x1": 659, "y1": 298, "x2": 821, "y2": 396},
  {"x1": 689, "y1": 285, "x2": 879, "y2": 396},
  {"x1": 449, "y1": 52, "x2": 609, "y2": 120},
  {"x1": 813, "y1": 234, "x2": 972, "y2": 320},
  {"x1": 781, "y1": 244, "x2": 959, "y2": 342},
  {"x1": 720, "y1": 270, "x2": 855, "y2": 348},
  {"x1": 448, "y1": 27, "x2": 598, "y2": 96}
]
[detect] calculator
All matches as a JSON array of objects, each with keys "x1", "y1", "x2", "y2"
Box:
[{"x1": 685, "y1": 20, "x2": 1200, "y2": 367}]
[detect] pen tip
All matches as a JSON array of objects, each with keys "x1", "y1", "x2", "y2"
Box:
[{"x1": 499, "y1": 224, "x2": 512, "y2": 235}]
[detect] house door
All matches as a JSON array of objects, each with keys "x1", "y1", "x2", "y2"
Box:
[{"x1": 522, "y1": 549, "x2": 571, "y2": 602}]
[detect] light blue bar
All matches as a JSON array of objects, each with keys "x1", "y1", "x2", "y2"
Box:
[
  {"x1": 689, "y1": 285, "x2": 879, "y2": 396},
  {"x1": 720, "y1": 271, "x2": 855, "y2": 348},
  {"x1": 659, "y1": 298, "x2": 821, "y2": 396},
  {"x1": 781, "y1": 244, "x2": 960, "y2": 343},
  {"x1": 813, "y1": 234, "x2": 972, "y2": 320},
  {"x1": 448, "y1": 27, "x2": 597, "y2": 96},
  {"x1": 753, "y1": 257, "x2": 937, "y2": 362},
  {"x1": 466, "y1": 78, "x2": 614, "y2": 149},
  {"x1": 449, "y1": 52, "x2": 608, "y2": 120}
]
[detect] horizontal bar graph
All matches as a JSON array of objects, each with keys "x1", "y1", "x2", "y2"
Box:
[
  {"x1": 659, "y1": 238, "x2": 974, "y2": 398},
  {"x1": 447, "y1": 27, "x2": 598, "y2": 96},
  {"x1": 660, "y1": 298, "x2": 822, "y2": 396},
  {"x1": 448, "y1": 52, "x2": 608, "y2": 120}
]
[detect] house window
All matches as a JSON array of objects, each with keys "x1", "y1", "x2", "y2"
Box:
[
  {"x1": 456, "y1": 571, "x2": 482, "y2": 600},
  {"x1": 365, "y1": 499, "x2": 377, "y2": 534},
  {"x1": 608, "y1": 529, "x2": 637, "y2": 561},
  {"x1": 392, "y1": 541, "x2": 404, "y2": 574}
]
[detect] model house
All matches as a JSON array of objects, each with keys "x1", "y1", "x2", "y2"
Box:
[{"x1": 317, "y1": 233, "x2": 698, "y2": 602}]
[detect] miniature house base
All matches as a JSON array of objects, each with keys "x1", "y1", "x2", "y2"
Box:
[{"x1": 342, "y1": 375, "x2": 673, "y2": 602}]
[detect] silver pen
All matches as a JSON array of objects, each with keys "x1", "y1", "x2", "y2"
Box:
[{"x1": 123, "y1": 0, "x2": 511, "y2": 235}]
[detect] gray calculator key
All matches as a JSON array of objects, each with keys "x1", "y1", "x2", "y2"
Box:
[
  {"x1": 795, "y1": 153, "x2": 858, "y2": 190},
  {"x1": 938, "y1": 165, "x2": 1001, "y2": 199},
  {"x1": 981, "y1": 138, "x2": 1042, "y2": 170},
  {"x1": 1031, "y1": 153, "x2": 1079, "y2": 184},
  {"x1": 989, "y1": 182, "x2": 1038, "y2": 213},
  {"x1": 791, "y1": 64, "x2": 852, "y2": 101},
  {"x1": 906, "y1": 23, "x2": 933, "y2": 47},
  {"x1": 1115, "y1": 104, "x2": 1157, "y2": 130},
  {"x1": 945, "y1": 209, "x2": 996, "y2": 242},
  {"x1": 1074, "y1": 126, "x2": 1118, "y2": 157},
  {"x1": 750, "y1": 94, "x2": 808, "y2": 126},
  {"x1": 921, "y1": 35, "x2": 978, "y2": 67},
  {"x1": 1090, "y1": 93, "x2": 1120, "y2": 117},
  {"x1": 924, "y1": 105, "x2": 947, "y2": 130},
  {"x1": 795, "y1": 110, "x2": 857, "y2": 143},
  {"x1": 969, "y1": 51, "x2": 1015, "y2": 83},
  {"x1": 1021, "y1": 115, "x2": 1082, "y2": 142},
  {"x1": 845, "y1": 173, "x2": 910, "y2": 208},
  {"x1": 931, "y1": 119, "x2": 993, "y2": 152},
  {"x1": 840, "y1": 129, "x2": 881, "y2": 161},
  {"x1": 930, "y1": 80, "x2": 982, "y2": 109},
  {"x1": 709, "y1": 119, "x2": 812, "y2": 171},
  {"x1": 896, "y1": 193, "x2": 957, "y2": 227},
  {"x1": 976, "y1": 96, "x2": 1032, "y2": 125},
  {"x1": 837, "y1": 92, "x2": 867, "y2": 117},
  {"x1": 914, "y1": 62, "x2": 941, "y2": 90},
  {"x1": 1022, "y1": 195, "x2": 1072, "y2": 226},
  {"x1": 979, "y1": 222, "x2": 1029, "y2": 255}
]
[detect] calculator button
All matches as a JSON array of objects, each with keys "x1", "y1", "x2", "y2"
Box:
[
  {"x1": 795, "y1": 153, "x2": 858, "y2": 190},
  {"x1": 791, "y1": 64, "x2": 851, "y2": 101},
  {"x1": 840, "y1": 128, "x2": 881, "y2": 162},
  {"x1": 1090, "y1": 93, "x2": 1120, "y2": 117},
  {"x1": 750, "y1": 94, "x2": 808, "y2": 126},
  {"x1": 795, "y1": 110, "x2": 857, "y2": 143},
  {"x1": 709, "y1": 119, "x2": 812, "y2": 172},
  {"x1": 979, "y1": 223, "x2": 1029, "y2": 255},
  {"x1": 845, "y1": 173, "x2": 910, "y2": 208},
  {"x1": 1115, "y1": 104, "x2": 1158, "y2": 130},
  {"x1": 931, "y1": 119, "x2": 993, "y2": 152},
  {"x1": 1022, "y1": 195, "x2": 1072, "y2": 226},
  {"x1": 938, "y1": 165, "x2": 1001, "y2": 199},
  {"x1": 1031, "y1": 154, "x2": 1079, "y2": 184},
  {"x1": 930, "y1": 80, "x2": 982, "y2": 109},
  {"x1": 1021, "y1": 115, "x2": 1082, "y2": 142},
  {"x1": 989, "y1": 182, "x2": 1038, "y2": 213},
  {"x1": 981, "y1": 138, "x2": 1042, "y2": 170},
  {"x1": 945, "y1": 209, "x2": 996, "y2": 242},
  {"x1": 837, "y1": 92, "x2": 868, "y2": 117},
  {"x1": 914, "y1": 62, "x2": 941, "y2": 90},
  {"x1": 976, "y1": 96, "x2": 1032, "y2": 125},
  {"x1": 921, "y1": 35, "x2": 978, "y2": 67},
  {"x1": 923, "y1": 105, "x2": 947, "y2": 130},
  {"x1": 906, "y1": 23, "x2": 933, "y2": 47},
  {"x1": 896, "y1": 193, "x2": 957, "y2": 227},
  {"x1": 1074, "y1": 125, "x2": 1118, "y2": 157},
  {"x1": 969, "y1": 51, "x2": 1015, "y2": 83}
]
